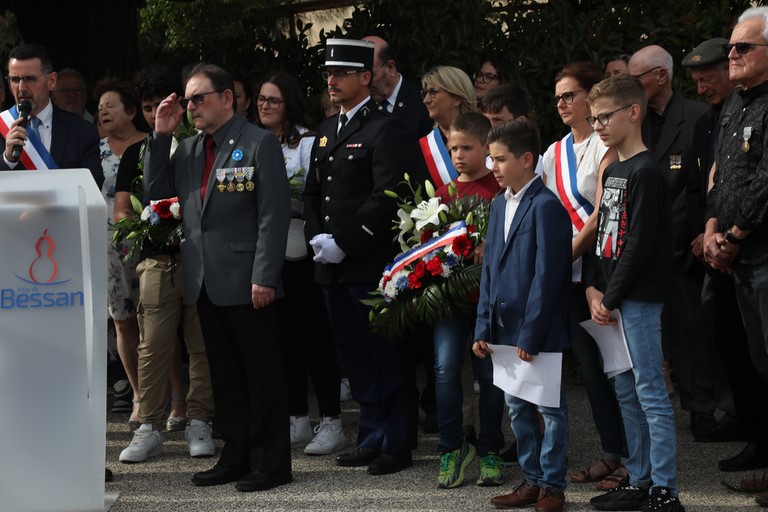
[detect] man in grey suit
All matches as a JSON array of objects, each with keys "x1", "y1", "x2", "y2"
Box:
[{"x1": 145, "y1": 63, "x2": 291, "y2": 491}]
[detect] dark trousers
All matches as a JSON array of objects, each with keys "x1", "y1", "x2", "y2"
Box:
[
  {"x1": 731, "y1": 262, "x2": 768, "y2": 445},
  {"x1": 322, "y1": 282, "x2": 418, "y2": 453},
  {"x1": 663, "y1": 263, "x2": 719, "y2": 414},
  {"x1": 197, "y1": 287, "x2": 291, "y2": 475},
  {"x1": 278, "y1": 259, "x2": 340, "y2": 417},
  {"x1": 570, "y1": 284, "x2": 627, "y2": 458}
]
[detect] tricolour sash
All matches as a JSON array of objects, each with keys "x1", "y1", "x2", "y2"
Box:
[
  {"x1": 0, "y1": 106, "x2": 58, "y2": 170},
  {"x1": 387, "y1": 222, "x2": 467, "y2": 276},
  {"x1": 419, "y1": 127, "x2": 457, "y2": 187},
  {"x1": 553, "y1": 133, "x2": 592, "y2": 232}
]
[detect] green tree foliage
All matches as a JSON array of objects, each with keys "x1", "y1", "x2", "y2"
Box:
[{"x1": 136, "y1": 0, "x2": 753, "y2": 136}]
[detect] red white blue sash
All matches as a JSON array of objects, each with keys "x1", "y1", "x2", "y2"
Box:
[
  {"x1": 553, "y1": 133, "x2": 592, "y2": 232},
  {"x1": 419, "y1": 127, "x2": 458, "y2": 187},
  {"x1": 387, "y1": 222, "x2": 467, "y2": 276},
  {"x1": 0, "y1": 106, "x2": 58, "y2": 170}
]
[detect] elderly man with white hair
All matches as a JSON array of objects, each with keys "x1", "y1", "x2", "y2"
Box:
[{"x1": 704, "y1": 7, "x2": 768, "y2": 507}]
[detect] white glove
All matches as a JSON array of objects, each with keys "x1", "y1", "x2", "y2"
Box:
[
  {"x1": 309, "y1": 233, "x2": 332, "y2": 257},
  {"x1": 310, "y1": 234, "x2": 346, "y2": 264}
]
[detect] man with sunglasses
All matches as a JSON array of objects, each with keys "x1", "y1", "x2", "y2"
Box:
[
  {"x1": 145, "y1": 63, "x2": 292, "y2": 491},
  {"x1": 628, "y1": 45, "x2": 709, "y2": 416},
  {"x1": 0, "y1": 44, "x2": 102, "y2": 187},
  {"x1": 304, "y1": 39, "x2": 417, "y2": 476},
  {"x1": 704, "y1": 10, "x2": 768, "y2": 503}
]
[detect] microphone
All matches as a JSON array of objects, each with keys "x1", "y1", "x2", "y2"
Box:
[{"x1": 11, "y1": 100, "x2": 32, "y2": 160}]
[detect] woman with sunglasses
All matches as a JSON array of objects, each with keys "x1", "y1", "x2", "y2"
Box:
[
  {"x1": 473, "y1": 55, "x2": 509, "y2": 101},
  {"x1": 541, "y1": 62, "x2": 625, "y2": 491},
  {"x1": 256, "y1": 72, "x2": 345, "y2": 457}
]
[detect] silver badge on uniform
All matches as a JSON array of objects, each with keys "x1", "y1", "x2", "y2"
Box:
[{"x1": 669, "y1": 154, "x2": 682, "y2": 171}]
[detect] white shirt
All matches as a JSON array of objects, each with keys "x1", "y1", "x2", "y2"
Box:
[
  {"x1": 3, "y1": 101, "x2": 54, "y2": 168},
  {"x1": 504, "y1": 175, "x2": 539, "y2": 242},
  {"x1": 338, "y1": 96, "x2": 371, "y2": 132},
  {"x1": 383, "y1": 75, "x2": 404, "y2": 113}
]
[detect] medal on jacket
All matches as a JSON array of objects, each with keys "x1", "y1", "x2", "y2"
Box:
[
  {"x1": 245, "y1": 167, "x2": 255, "y2": 191},
  {"x1": 743, "y1": 127, "x2": 752, "y2": 153},
  {"x1": 216, "y1": 169, "x2": 226, "y2": 192},
  {"x1": 225, "y1": 168, "x2": 235, "y2": 192},
  {"x1": 235, "y1": 167, "x2": 245, "y2": 192}
]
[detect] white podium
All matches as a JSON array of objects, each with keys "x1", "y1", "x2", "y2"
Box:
[{"x1": 0, "y1": 169, "x2": 107, "y2": 512}]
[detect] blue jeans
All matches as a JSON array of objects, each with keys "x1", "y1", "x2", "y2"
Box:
[
  {"x1": 474, "y1": 351, "x2": 505, "y2": 455},
  {"x1": 506, "y1": 389, "x2": 568, "y2": 491},
  {"x1": 613, "y1": 300, "x2": 678, "y2": 493},
  {"x1": 433, "y1": 313, "x2": 469, "y2": 451}
]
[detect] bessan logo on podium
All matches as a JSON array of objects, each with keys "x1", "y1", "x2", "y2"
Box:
[{"x1": 1, "y1": 229, "x2": 84, "y2": 310}]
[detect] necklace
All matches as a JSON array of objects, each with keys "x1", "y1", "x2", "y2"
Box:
[{"x1": 575, "y1": 133, "x2": 592, "y2": 170}]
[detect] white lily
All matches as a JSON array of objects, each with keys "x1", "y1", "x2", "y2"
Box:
[
  {"x1": 396, "y1": 209, "x2": 415, "y2": 251},
  {"x1": 410, "y1": 197, "x2": 449, "y2": 231}
]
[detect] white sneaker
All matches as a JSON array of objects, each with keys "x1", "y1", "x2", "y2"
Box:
[
  {"x1": 290, "y1": 415, "x2": 313, "y2": 448},
  {"x1": 119, "y1": 428, "x2": 163, "y2": 463},
  {"x1": 304, "y1": 417, "x2": 346, "y2": 455},
  {"x1": 185, "y1": 422, "x2": 215, "y2": 458},
  {"x1": 340, "y1": 377, "x2": 352, "y2": 402}
]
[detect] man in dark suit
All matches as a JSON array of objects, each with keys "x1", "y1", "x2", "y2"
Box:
[
  {"x1": 304, "y1": 39, "x2": 417, "y2": 475},
  {"x1": 362, "y1": 34, "x2": 439, "y2": 433},
  {"x1": 629, "y1": 45, "x2": 708, "y2": 413},
  {"x1": 0, "y1": 44, "x2": 102, "y2": 187},
  {"x1": 145, "y1": 63, "x2": 292, "y2": 491}
]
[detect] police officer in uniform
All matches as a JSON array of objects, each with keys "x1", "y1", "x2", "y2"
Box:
[{"x1": 303, "y1": 39, "x2": 417, "y2": 475}]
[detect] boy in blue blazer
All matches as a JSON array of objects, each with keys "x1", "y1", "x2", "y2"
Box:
[{"x1": 473, "y1": 118, "x2": 572, "y2": 512}]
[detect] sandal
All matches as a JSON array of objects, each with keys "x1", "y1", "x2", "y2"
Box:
[
  {"x1": 570, "y1": 458, "x2": 620, "y2": 483},
  {"x1": 722, "y1": 472, "x2": 768, "y2": 494},
  {"x1": 596, "y1": 466, "x2": 628, "y2": 491}
]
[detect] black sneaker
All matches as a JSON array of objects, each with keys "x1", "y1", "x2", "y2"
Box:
[
  {"x1": 589, "y1": 482, "x2": 648, "y2": 511},
  {"x1": 646, "y1": 486, "x2": 686, "y2": 511}
]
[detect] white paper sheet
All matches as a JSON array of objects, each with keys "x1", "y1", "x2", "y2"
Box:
[
  {"x1": 487, "y1": 344, "x2": 563, "y2": 407},
  {"x1": 579, "y1": 310, "x2": 633, "y2": 378}
]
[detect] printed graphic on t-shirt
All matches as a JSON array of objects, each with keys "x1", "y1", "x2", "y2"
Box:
[{"x1": 596, "y1": 176, "x2": 628, "y2": 260}]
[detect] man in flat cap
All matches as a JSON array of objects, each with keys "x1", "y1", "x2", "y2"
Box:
[
  {"x1": 682, "y1": 38, "x2": 767, "y2": 449},
  {"x1": 304, "y1": 39, "x2": 417, "y2": 475}
]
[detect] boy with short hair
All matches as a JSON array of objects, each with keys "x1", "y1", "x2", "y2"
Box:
[
  {"x1": 432, "y1": 112, "x2": 505, "y2": 489},
  {"x1": 473, "y1": 118, "x2": 572, "y2": 512},
  {"x1": 583, "y1": 75, "x2": 684, "y2": 512}
]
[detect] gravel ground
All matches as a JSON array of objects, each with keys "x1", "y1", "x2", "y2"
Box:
[{"x1": 105, "y1": 367, "x2": 765, "y2": 511}]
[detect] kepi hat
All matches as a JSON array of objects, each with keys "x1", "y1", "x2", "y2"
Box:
[{"x1": 323, "y1": 39, "x2": 374, "y2": 70}]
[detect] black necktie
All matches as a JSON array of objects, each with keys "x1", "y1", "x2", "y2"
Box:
[{"x1": 338, "y1": 112, "x2": 348, "y2": 135}]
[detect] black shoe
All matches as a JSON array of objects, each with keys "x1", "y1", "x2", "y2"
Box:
[
  {"x1": 719, "y1": 443, "x2": 768, "y2": 472},
  {"x1": 367, "y1": 451, "x2": 412, "y2": 475},
  {"x1": 646, "y1": 486, "x2": 686, "y2": 511},
  {"x1": 105, "y1": 468, "x2": 113, "y2": 483},
  {"x1": 191, "y1": 465, "x2": 249, "y2": 486},
  {"x1": 423, "y1": 410, "x2": 438, "y2": 433},
  {"x1": 589, "y1": 483, "x2": 648, "y2": 511},
  {"x1": 336, "y1": 448, "x2": 379, "y2": 467},
  {"x1": 691, "y1": 413, "x2": 747, "y2": 443},
  {"x1": 235, "y1": 470, "x2": 292, "y2": 492},
  {"x1": 500, "y1": 442, "x2": 518, "y2": 466}
]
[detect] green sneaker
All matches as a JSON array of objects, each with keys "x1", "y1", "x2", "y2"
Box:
[
  {"x1": 476, "y1": 452, "x2": 504, "y2": 486},
  {"x1": 437, "y1": 442, "x2": 476, "y2": 489}
]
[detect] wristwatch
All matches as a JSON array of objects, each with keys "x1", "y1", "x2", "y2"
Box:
[{"x1": 724, "y1": 229, "x2": 745, "y2": 245}]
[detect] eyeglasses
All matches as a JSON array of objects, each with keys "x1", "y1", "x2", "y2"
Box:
[
  {"x1": 550, "y1": 89, "x2": 585, "y2": 106},
  {"x1": 474, "y1": 71, "x2": 500, "y2": 84},
  {"x1": 256, "y1": 95, "x2": 283, "y2": 108},
  {"x1": 632, "y1": 66, "x2": 660, "y2": 79},
  {"x1": 179, "y1": 90, "x2": 223, "y2": 109},
  {"x1": 321, "y1": 69, "x2": 360, "y2": 80},
  {"x1": 723, "y1": 42, "x2": 768, "y2": 56},
  {"x1": 6, "y1": 73, "x2": 48, "y2": 85},
  {"x1": 586, "y1": 104, "x2": 632, "y2": 127},
  {"x1": 421, "y1": 87, "x2": 444, "y2": 99}
]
